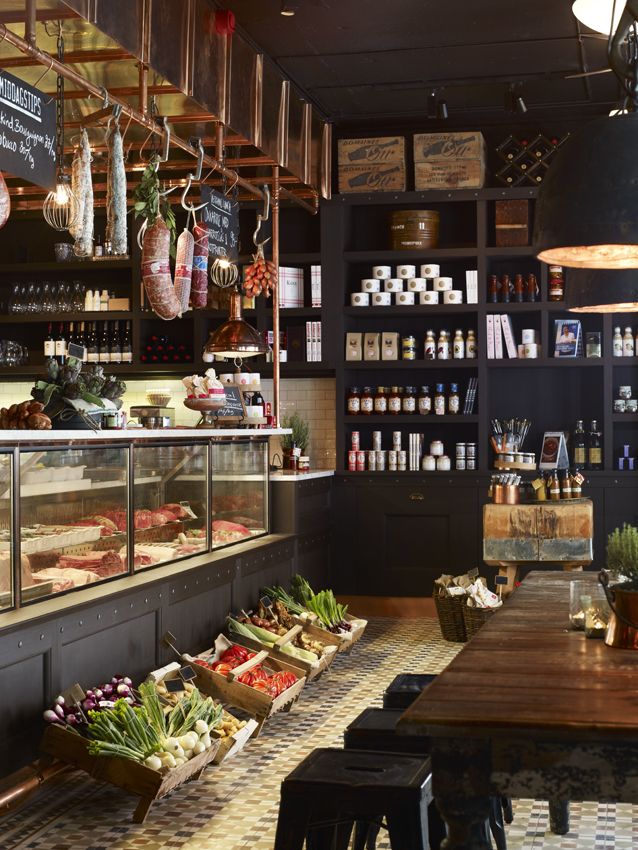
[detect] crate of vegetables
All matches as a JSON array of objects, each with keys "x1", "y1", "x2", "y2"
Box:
[
  {"x1": 146, "y1": 661, "x2": 258, "y2": 764},
  {"x1": 41, "y1": 677, "x2": 223, "y2": 823},
  {"x1": 266, "y1": 576, "x2": 368, "y2": 653},
  {"x1": 184, "y1": 635, "x2": 306, "y2": 735},
  {"x1": 227, "y1": 600, "x2": 339, "y2": 681}
]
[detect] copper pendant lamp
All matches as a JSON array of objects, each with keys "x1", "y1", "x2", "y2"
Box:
[
  {"x1": 204, "y1": 287, "x2": 269, "y2": 358},
  {"x1": 534, "y1": 1, "x2": 638, "y2": 268},
  {"x1": 566, "y1": 268, "x2": 638, "y2": 312}
]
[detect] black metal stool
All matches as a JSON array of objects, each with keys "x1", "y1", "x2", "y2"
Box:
[{"x1": 274, "y1": 747, "x2": 434, "y2": 850}]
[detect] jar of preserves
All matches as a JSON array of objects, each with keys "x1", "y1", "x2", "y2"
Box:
[
  {"x1": 361, "y1": 386, "x2": 374, "y2": 415},
  {"x1": 402, "y1": 386, "x2": 416, "y2": 414},
  {"x1": 417, "y1": 385, "x2": 431, "y2": 415},
  {"x1": 347, "y1": 386, "x2": 361, "y2": 415},
  {"x1": 548, "y1": 265, "x2": 564, "y2": 301},
  {"x1": 388, "y1": 386, "x2": 402, "y2": 414},
  {"x1": 424, "y1": 329, "x2": 436, "y2": 360},
  {"x1": 434, "y1": 383, "x2": 446, "y2": 415},
  {"x1": 402, "y1": 335, "x2": 416, "y2": 360},
  {"x1": 437, "y1": 330, "x2": 450, "y2": 360},
  {"x1": 453, "y1": 329, "x2": 465, "y2": 359},
  {"x1": 448, "y1": 383, "x2": 460, "y2": 414},
  {"x1": 374, "y1": 386, "x2": 388, "y2": 414},
  {"x1": 466, "y1": 329, "x2": 477, "y2": 359}
]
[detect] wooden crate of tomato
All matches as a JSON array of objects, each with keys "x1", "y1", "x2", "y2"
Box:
[{"x1": 184, "y1": 636, "x2": 306, "y2": 735}]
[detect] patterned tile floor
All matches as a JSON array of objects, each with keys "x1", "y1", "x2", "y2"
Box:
[{"x1": 3, "y1": 618, "x2": 637, "y2": 850}]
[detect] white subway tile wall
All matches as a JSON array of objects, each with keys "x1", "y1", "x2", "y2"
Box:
[{"x1": 0, "y1": 377, "x2": 336, "y2": 470}]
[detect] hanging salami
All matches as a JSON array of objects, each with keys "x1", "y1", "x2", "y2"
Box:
[
  {"x1": 191, "y1": 222, "x2": 209, "y2": 308},
  {"x1": 106, "y1": 121, "x2": 127, "y2": 255},
  {"x1": 0, "y1": 171, "x2": 11, "y2": 229},
  {"x1": 69, "y1": 129, "x2": 93, "y2": 257},
  {"x1": 142, "y1": 217, "x2": 181, "y2": 320},
  {"x1": 174, "y1": 227, "x2": 194, "y2": 314}
]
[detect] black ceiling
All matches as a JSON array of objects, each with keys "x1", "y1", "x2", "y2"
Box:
[{"x1": 220, "y1": 0, "x2": 622, "y2": 126}]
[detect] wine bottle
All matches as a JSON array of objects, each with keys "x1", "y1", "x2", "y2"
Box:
[
  {"x1": 55, "y1": 322, "x2": 66, "y2": 365},
  {"x1": 110, "y1": 320, "x2": 122, "y2": 364},
  {"x1": 121, "y1": 321, "x2": 133, "y2": 364},
  {"x1": 587, "y1": 420, "x2": 603, "y2": 471},
  {"x1": 98, "y1": 321, "x2": 110, "y2": 364},
  {"x1": 68, "y1": 321, "x2": 75, "y2": 348},
  {"x1": 87, "y1": 321, "x2": 98, "y2": 364},
  {"x1": 44, "y1": 322, "x2": 54, "y2": 359},
  {"x1": 573, "y1": 420, "x2": 586, "y2": 468}
]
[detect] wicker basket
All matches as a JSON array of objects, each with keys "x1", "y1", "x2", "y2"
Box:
[
  {"x1": 463, "y1": 605, "x2": 498, "y2": 639},
  {"x1": 433, "y1": 592, "x2": 467, "y2": 642}
]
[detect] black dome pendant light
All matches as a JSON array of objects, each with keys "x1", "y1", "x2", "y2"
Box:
[
  {"x1": 534, "y1": 0, "x2": 638, "y2": 269},
  {"x1": 566, "y1": 268, "x2": 638, "y2": 312}
]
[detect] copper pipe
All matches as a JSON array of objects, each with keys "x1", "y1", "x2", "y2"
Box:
[
  {"x1": 137, "y1": 62, "x2": 149, "y2": 115},
  {"x1": 0, "y1": 47, "x2": 131, "y2": 68},
  {"x1": 272, "y1": 166, "x2": 280, "y2": 427},
  {"x1": 216, "y1": 121, "x2": 224, "y2": 163},
  {"x1": 0, "y1": 760, "x2": 69, "y2": 816},
  {"x1": 279, "y1": 187, "x2": 319, "y2": 215},
  {"x1": 0, "y1": 8, "x2": 78, "y2": 24},
  {"x1": 25, "y1": 0, "x2": 36, "y2": 47},
  {"x1": 0, "y1": 23, "x2": 266, "y2": 203},
  {"x1": 57, "y1": 83, "x2": 179, "y2": 101}
]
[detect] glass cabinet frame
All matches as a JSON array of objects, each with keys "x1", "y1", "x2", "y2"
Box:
[{"x1": 0, "y1": 435, "x2": 271, "y2": 612}]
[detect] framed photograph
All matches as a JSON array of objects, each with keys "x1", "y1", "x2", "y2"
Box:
[
  {"x1": 554, "y1": 319, "x2": 581, "y2": 358},
  {"x1": 539, "y1": 431, "x2": 570, "y2": 470}
]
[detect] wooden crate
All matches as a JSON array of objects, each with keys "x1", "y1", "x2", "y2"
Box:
[
  {"x1": 495, "y1": 199, "x2": 530, "y2": 247},
  {"x1": 227, "y1": 622, "x2": 338, "y2": 681},
  {"x1": 40, "y1": 723, "x2": 221, "y2": 823},
  {"x1": 293, "y1": 612, "x2": 368, "y2": 653},
  {"x1": 184, "y1": 635, "x2": 306, "y2": 735},
  {"x1": 339, "y1": 136, "x2": 405, "y2": 165},
  {"x1": 145, "y1": 662, "x2": 258, "y2": 765},
  {"x1": 339, "y1": 163, "x2": 406, "y2": 194},
  {"x1": 414, "y1": 131, "x2": 485, "y2": 161},
  {"x1": 415, "y1": 159, "x2": 485, "y2": 190}
]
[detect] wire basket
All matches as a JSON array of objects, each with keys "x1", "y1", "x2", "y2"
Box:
[
  {"x1": 433, "y1": 591, "x2": 467, "y2": 643},
  {"x1": 463, "y1": 605, "x2": 498, "y2": 639}
]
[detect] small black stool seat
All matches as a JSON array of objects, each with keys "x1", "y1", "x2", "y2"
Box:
[
  {"x1": 274, "y1": 747, "x2": 433, "y2": 850},
  {"x1": 345, "y1": 708, "x2": 427, "y2": 755},
  {"x1": 383, "y1": 673, "x2": 438, "y2": 709}
]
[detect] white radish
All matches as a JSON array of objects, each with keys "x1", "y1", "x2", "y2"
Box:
[
  {"x1": 158, "y1": 751, "x2": 176, "y2": 769},
  {"x1": 144, "y1": 754, "x2": 163, "y2": 771},
  {"x1": 194, "y1": 719, "x2": 208, "y2": 735},
  {"x1": 178, "y1": 732, "x2": 198, "y2": 751},
  {"x1": 193, "y1": 740, "x2": 206, "y2": 755}
]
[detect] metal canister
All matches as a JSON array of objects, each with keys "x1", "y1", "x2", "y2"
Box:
[
  {"x1": 376, "y1": 450, "x2": 386, "y2": 471},
  {"x1": 347, "y1": 450, "x2": 357, "y2": 471},
  {"x1": 455, "y1": 441, "x2": 466, "y2": 458},
  {"x1": 402, "y1": 335, "x2": 417, "y2": 360},
  {"x1": 398, "y1": 450, "x2": 407, "y2": 471},
  {"x1": 456, "y1": 457, "x2": 466, "y2": 470},
  {"x1": 356, "y1": 450, "x2": 366, "y2": 472},
  {"x1": 466, "y1": 442, "x2": 477, "y2": 459},
  {"x1": 466, "y1": 457, "x2": 476, "y2": 470},
  {"x1": 351, "y1": 431, "x2": 360, "y2": 450},
  {"x1": 392, "y1": 431, "x2": 402, "y2": 449},
  {"x1": 388, "y1": 450, "x2": 398, "y2": 470},
  {"x1": 367, "y1": 450, "x2": 377, "y2": 471},
  {"x1": 372, "y1": 431, "x2": 382, "y2": 451}
]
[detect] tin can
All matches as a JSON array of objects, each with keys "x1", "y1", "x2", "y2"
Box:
[
  {"x1": 372, "y1": 431, "x2": 382, "y2": 451},
  {"x1": 351, "y1": 431, "x2": 360, "y2": 450},
  {"x1": 456, "y1": 457, "x2": 466, "y2": 470},
  {"x1": 356, "y1": 450, "x2": 366, "y2": 472},
  {"x1": 367, "y1": 450, "x2": 377, "y2": 471},
  {"x1": 466, "y1": 457, "x2": 476, "y2": 470},
  {"x1": 402, "y1": 335, "x2": 417, "y2": 360},
  {"x1": 388, "y1": 450, "x2": 398, "y2": 470},
  {"x1": 455, "y1": 442, "x2": 466, "y2": 458},
  {"x1": 376, "y1": 450, "x2": 386, "y2": 471},
  {"x1": 466, "y1": 442, "x2": 476, "y2": 459},
  {"x1": 392, "y1": 431, "x2": 402, "y2": 449},
  {"x1": 398, "y1": 450, "x2": 407, "y2": 471},
  {"x1": 347, "y1": 450, "x2": 357, "y2": 471}
]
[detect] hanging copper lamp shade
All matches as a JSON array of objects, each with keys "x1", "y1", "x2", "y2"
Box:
[
  {"x1": 204, "y1": 288, "x2": 269, "y2": 358},
  {"x1": 566, "y1": 268, "x2": 638, "y2": 312},
  {"x1": 534, "y1": 113, "x2": 638, "y2": 269}
]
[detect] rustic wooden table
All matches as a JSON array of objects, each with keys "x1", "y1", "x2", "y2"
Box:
[{"x1": 399, "y1": 570, "x2": 638, "y2": 850}]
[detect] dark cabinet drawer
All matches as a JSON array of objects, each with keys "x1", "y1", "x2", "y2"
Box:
[{"x1": 271, "y1": 476, "x2": 332, "y2": 535}]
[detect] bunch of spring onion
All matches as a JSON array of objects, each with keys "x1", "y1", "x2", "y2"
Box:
[
  {"x1": 87, "y1": 681, "x2": 223, "y2": 771},
  {"x1": 227, "y1": 617, "x2": 317, "y2": 663},
  {"x1": 290, "y1": 575, "x2": 351, "y2": 633}
]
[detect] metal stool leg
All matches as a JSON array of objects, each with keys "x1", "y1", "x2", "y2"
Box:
[
  {"x1": 501, "y1": 797, "x2": 514, "y2": 825},
  {"x1": 489, "y1": 796, "x2": 507, "y2": 850},
  {"x1": 549, "y1": 800, "x2": 570, "y2": 835}
]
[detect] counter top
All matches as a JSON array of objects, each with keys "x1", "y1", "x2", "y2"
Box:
[
  {"x1": 271, "y1": 470, "x2": 335, "y2": 482},
  {"x1": 0, "y1": 427, "x2": 291, "y2": 443}
]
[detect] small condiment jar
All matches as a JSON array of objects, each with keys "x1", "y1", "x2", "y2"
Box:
[
  {"x1": 388, "y1": 386, "x2": 402, "y2": 415},
  {"x1": 434, "y1": 383, "x2": 446, "y2": 415},
  {"x1": 448, "y1": 383, "x2": 460, "y2": 414},
  {"x1": 417, "y1": 385, "x2": 431, "y2": 415},
  {"x1": 430, "y1": 439, "x2": 444, "y2": 456},
  {"x1": 421, "y1": 454, "x2": 436, "y2": 471},
  {"x1": 402, "y1": 386, "x2": 416, "y2": 414},
  {"x1": 347, "y1": 386, "x2": 361, "y2": 415},
  {"x1": 560, "y1": 471, "x2": 572, "y2": 499},
  {"x1": 298, "y1": 456, "x2": 310, "y2": 472},
  {"x1": 374, "y1": 386, "x2": 387, "y2": 414},
  {"x1": 436, "y1": 455, "x2": 451, "y2": 471},
  {"x1": 360, "y1": 387, "x2": 374, "y2": 415},
  {"x1": 402, "y1": 336, "x2": 417, "y2": 361},
  {"x1": 548, "y1": 266, "x2": 564, "y2": 301}
]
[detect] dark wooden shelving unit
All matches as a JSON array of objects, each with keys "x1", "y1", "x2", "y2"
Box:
[{"x1": 344, "y1": 414, "x2": 479, "y2": 424}]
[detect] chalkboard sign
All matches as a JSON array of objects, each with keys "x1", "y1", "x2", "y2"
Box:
[
  {"x1": 0, "y1": 71, "x2": 56, "y2": 190},
  {"x1": 215, "y1": 385, "x2": 246, "y2": 420},
  {"x1": 199, "y1": 186, "x2": 239, "y2": 261}
]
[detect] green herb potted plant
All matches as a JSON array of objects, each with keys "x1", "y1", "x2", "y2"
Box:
[
  {"x1": 600, "y1": 523, "x2": 638, "y2": 648},
  {"x1": 280, "y1": 411, "x2": 310, "y2": 470}
]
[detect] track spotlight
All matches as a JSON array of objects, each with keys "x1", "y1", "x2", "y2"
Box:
[
  {"x1": 280, "y1": 1, "x2": 298, "y2": 15},
  {"x1": 515, "y1": 95, "x2": 527, "y2": 114},
  {"x1": 437, "y1": 99, "x2": 449, "y2": 120},
  {"x1": 427, "y1": 89, "x2": 437, "y2": 119}
]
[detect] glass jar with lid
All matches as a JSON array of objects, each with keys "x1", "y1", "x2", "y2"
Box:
[
  {"x1": 417, "y1": 385, "x2": 431, "y2": 415},
  {"x1": 374, "y1": 386, "x2": 388, "y2": 414},
  {"x1": 361, "y1": 386, "x2": 374, "y2": 415},
  {"x1": 347, "y1": 386, "x2": 361, "y2": 415},
  {"x1": 388, "y1": 386, "x2": 402, "y2": 415},
  {"x1": 402, "y1": 386, "x2": 416, "y2": 414}
]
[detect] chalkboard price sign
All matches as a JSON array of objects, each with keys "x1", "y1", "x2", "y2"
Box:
[
  {"x1": 199, "y1": 186, "x2": 240, "y2": 261},
  {"x1": 0, "y1": 71, "x2": 56, "y2": 190},
  {"x1": 214, "y1": 385, "x2": 246, "y2": 420}
]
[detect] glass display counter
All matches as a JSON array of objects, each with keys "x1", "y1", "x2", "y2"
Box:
[{"x1": 0, "y1": 430, "x2": 277, "y2": 611}]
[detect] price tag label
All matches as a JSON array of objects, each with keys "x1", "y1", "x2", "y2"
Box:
[
  {"x1": 495, "y1": 576, "x2": 509, "y2": 586},
  {"x1": 61, "y1": 683, "x2": 85, "y2": 705},
  {"x1": 259, "y1": 595, "x2": 273, "y2": 609},
  {"x1": 179, "y1": 665, "x2": 197, "y2": 681},
  {"x1": 165, "y1": 678, "x2": 186, "y2": 693}
]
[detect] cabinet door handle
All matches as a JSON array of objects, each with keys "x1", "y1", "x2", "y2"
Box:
[{"x1": 409, "y1": 492, "x2": 424, "y2": 501}]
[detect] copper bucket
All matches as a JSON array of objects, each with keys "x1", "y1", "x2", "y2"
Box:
[{"x1": 599, "y1": 571, "x2": 638, "y2": 648}]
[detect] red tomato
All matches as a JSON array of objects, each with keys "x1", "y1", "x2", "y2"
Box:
[
  {"x1": 212, "y1": 662, "x2": 234, "y2": 676},
  {"x1": 237, "y1": 671, "x2": 255, "y2": 686},
  {"x1": 252, "y1": 680, "x2": 277, "y2": 696}
]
